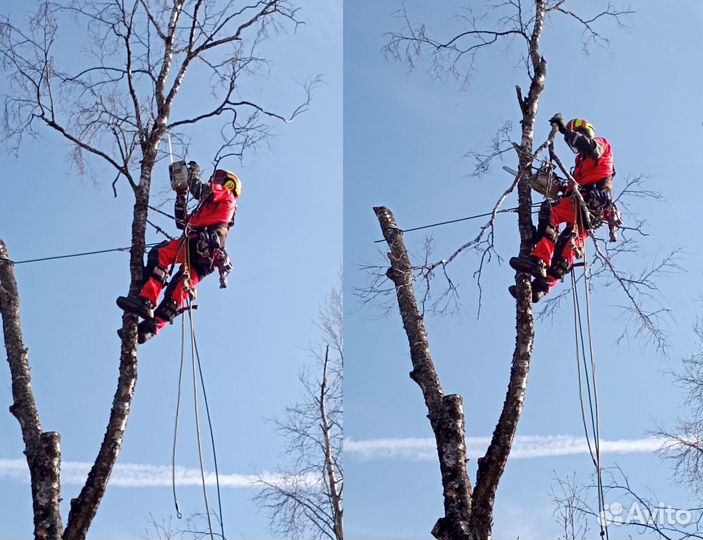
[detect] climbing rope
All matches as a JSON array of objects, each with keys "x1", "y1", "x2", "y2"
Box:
[
  {"x1": 164, "y1": 183, "x2": 227, "y2": 538},
  {"x1": 190, "y1": 307, "x2": 226, "y2": 538},
  {"x1": 533, "y1": 146, "x2": 609, "y2": 538},
  {"x1": 187, "y1": 302, "x2": 216, "y2": 540},
  {"x1": 0, "y1": 243, "x2": 162, "y2": 265},
  {"x1": 569, "y1": 194, "x2": 609, "y2": 540},
  {"x1": 571, "y1": 270, "x2": 598, "y2": 468},
  {"x1": 170, "y1": 293, "x2": 226, "y2": 539},
  {"x1": 373, "y1": 203, "x2": 543, "y2": 243},
  {"x1": 171, "y1": 312, "x2": 187, "y2": 519}
]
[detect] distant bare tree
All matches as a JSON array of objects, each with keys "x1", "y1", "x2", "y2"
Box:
[
  {"x1": 255, "y1": 283, "x2": 343, "y2": 540},
  {"x1": 656, "y1": 320, "x2": 703, "y2": 496},
  {"x1": 145, "y1": 512, "x2": 223, "y2": 540},
  {"x1": 549, "y1": 320, "x2": 703, "y2": 540},
  {"x1": 0, "y1": 2, "x2": 314, "y2": 538},
  {"x1": 551, "y1": 467, "x2": 703, "y2": 540},
  {"x1": 550, "y1": 473, "x2": 591, "y2": 540}
]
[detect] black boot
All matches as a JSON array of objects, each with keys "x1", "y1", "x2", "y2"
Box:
[
  {"x1": 509, "y1": 255, "x2": 547, "y2": 279},
  {"x1": 137, "y1": 319, "x2": 158, "y2": 344},
  {"x1": 508, "y1": 277, "x2": 550, "y2": 304},
  {"x1": 116, "y1": 318, "x2": 158, "y2": 344},
  {"x1": 116, "y1": 295, "x2": 155, "y2": 319},
  {"x1": 531, "y1": 277, "x2": 550, "y2": 303}
]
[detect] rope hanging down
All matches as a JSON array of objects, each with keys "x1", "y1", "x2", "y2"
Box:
[
  {"x1": 167, "y1": 189, "x2": 226, "y2": 539},
  {"x1": 553, "y1": 152, "x2": 608, "y2": 540},
  {"x1": 171, "y1": 293, "x2": 226, "y2": 539},
  {"x1": 571, "y1": 245, "x2": 609, "y2": 540}
]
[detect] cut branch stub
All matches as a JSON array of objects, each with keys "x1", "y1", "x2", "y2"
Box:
[{"x1": 374, "y1": 207, "x2": 473, "y2": 540}]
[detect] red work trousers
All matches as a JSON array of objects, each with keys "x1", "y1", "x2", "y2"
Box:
[
  {"x1": 531, "y1": 196, "x2": 587, "y2": 290},
  {"x1": 140, "y1": 238, "x2": 203, "y2": 333}
]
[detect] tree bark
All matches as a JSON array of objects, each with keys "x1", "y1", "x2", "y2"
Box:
[
  {"x1": 64, "y1": 152, "x2": 158, "y2": 539},
  {"x1": 469, "y1": 3, "x2": 547, "y2": 536},
  {"x1": 374, "y1": 206, "x2": 473, "y2": 540},
  {"x1": 320, "y1": 347, "x2": 344, "y2": 540},
  {"x1": 0, "y1": 240, "x2": 64, "y2": 540}
]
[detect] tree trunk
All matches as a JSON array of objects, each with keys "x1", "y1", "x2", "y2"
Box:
[
  {"x1": 0, "y1": 240, "x2": 64, "y2": 540},
  {"x1": 374, "y1": 206, "x2": 473, "y2": 540},
  {"x1": 469, "y1": 3, "x2": 547, "y2": 536},
  {"x1": 64, "y1": 154, "x2": 157, "y2": 539},
  {"x1": 320, "y1": 347, "x2": 344, "y2": 540}
]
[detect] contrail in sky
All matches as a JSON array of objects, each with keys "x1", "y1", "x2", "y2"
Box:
[
  {"x1": 0, "y1": 435, "x2": 666, "y2": 488},
  {"x1": 344, "y1": 434, "x2": 667, "y2": 462},
  {"x1": 0, "y1": 458, "x2": 313, "y2": 489}
]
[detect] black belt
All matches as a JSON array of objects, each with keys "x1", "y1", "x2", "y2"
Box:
[
  {"x1": 581, "y1": 176, "x2": 612, "y2": 192},
  {"x1": 191, "y1": 223, "x2": 229, "y2": 234}
]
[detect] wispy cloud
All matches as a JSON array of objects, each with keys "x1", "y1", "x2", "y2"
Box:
[
  {"x1": 345, "y1": 434, "x2": 667, "y2": 462},
  {"x1": 0, "y1": 459, "x2": 313, "y2": 489},
  {"x1": 0, "y1": 435, "x2": 666, "y2": 488}
]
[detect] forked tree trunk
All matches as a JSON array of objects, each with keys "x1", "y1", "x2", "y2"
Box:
[{"x1": 372, "y1": 2, "x2": 553, "y2": 537}]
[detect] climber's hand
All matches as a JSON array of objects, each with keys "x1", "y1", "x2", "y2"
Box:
[
  {"x1": 187, "y1": 161, "x2": 201, "y2": 181},
  {"x1": 549, "y1": 113, "x2": 566, "y2": 133}
]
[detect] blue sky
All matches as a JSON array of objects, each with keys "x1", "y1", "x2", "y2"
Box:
[
  {"x1": 1, "y1": 1, "x2": 702, "y2": 539},
  {"x1": 344, "y1": 1, "x2": 702, "y2": 538},
  {"x1": 0, "y1": 0, "x2": 341, "y2": 538}
]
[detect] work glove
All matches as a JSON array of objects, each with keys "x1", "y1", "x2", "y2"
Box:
[
  {"x1": 187, "y1": 160, "x2": 201, "y2": 181},
  {"x1": 549, "y1": 113, "x2": 566, "y2": 133}
]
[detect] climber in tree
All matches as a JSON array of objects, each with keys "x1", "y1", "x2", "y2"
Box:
[
  {"x1": 509, "y1": 114, "x2": 615, "y2": 303},
  {"x1": 117, "y1": 162, "x2": 242, "y2": 343}
]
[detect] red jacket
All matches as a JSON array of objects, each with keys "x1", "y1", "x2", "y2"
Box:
[
  {"x1": 189, "y1": 182, "x2": 237, "y2": 229},
  {"x1": 573, "y1": 137, "x2": 614, "y2": 186}
]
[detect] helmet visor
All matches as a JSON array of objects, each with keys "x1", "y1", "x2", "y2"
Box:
[{"x1": 212, "y1": 170, "x2": 230, "y2": 184}]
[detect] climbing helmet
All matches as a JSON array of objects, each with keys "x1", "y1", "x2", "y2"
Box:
[
  {"x1": 211, "y1": 169, "x2": 242, "y2": 197},
  {"x1": 566, "y1": 118, "x2": 596, "y2": 138}
]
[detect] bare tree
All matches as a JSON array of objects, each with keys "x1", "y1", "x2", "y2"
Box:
[
  {"x1": 368, "y1": 2, "x2": 649, "y2": 539},
  {"x1": 0, "y1": 2, "x2": 313, "y2": 538},
  {"x1": 549, "y1": 320, "x2": 703, "y2": 540},
  {"x1": 656, "y1": 320, "x2": 703, "y2": 496},
  {"x1": 551, "y1": 467, "x2": 703, "y2": 540},
  {"x1": 255, "y1": 283, "x2": 343, "y2": 540},
  {"x1": 550, "y1": 473, "x2": 591, "y2": 540},
  {"x1": 145, "y1": 512, "x2": 224, "y2": 540}
]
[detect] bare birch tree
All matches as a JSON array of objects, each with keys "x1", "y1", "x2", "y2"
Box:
[
  {"x1": 369, "y1": 2, "x2": 641, "y2": 539},
  {"x1": 255, "y1": 283, "x2": 344, "y2": 540},
  {"x1": 0, "y1": 2, "x2": 313, "y2": 538},
  {"x1": 657, "y1": 319, "x2": 703, "y2": 496},
  {"x1": 550, "y1": 472, "x2": 590, "y2": 540},
  {"x1": 551, "y1": 467, "x2": 703, "y2": 540}
]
